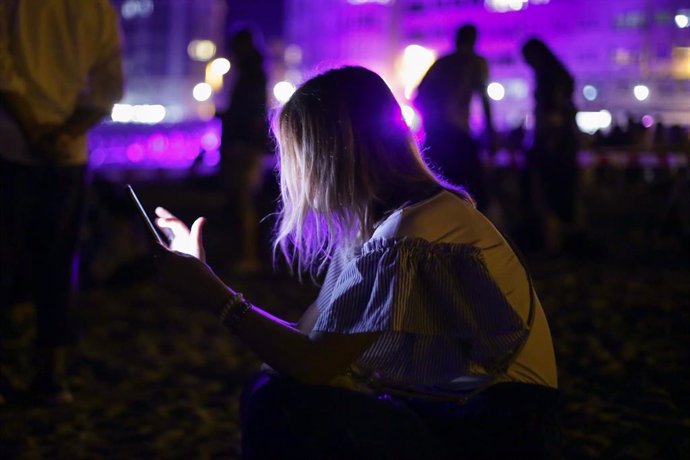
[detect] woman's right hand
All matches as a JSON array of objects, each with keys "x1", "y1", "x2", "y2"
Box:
[
  {"x1": 154, "y1": 207, "x2": 207, "y2": 262},
  {"x1": 152, "y1": 244, "x2": 229, "y2": 312}
]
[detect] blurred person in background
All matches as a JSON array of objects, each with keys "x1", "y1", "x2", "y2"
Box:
[
  {"x1": 521, "y1": 37, "x2": 580, "y2": 255},
  {"x1": 218, "y1": 26, "x2": 270, "y2": 274},
  {"x1": 0, "y1": 0, "x2": 124, "y2": 405},
  {"x1": 415, "y1": 24, "x2": 495, "y2": 212},
  {"x1": 153, "y1": 66, "x2": 560, "y2": 459}
]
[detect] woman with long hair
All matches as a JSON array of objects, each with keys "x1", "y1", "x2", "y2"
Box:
[
  {"x1": 521, "y1": 37, "x2": 580, "y2": 254},
  {"x1": 153, "y1": 66, "x2": 561, "y2": 459}
]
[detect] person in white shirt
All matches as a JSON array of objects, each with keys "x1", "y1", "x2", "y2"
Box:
[
  {"x1": 0, "y1": 0, "x2": 124, "y2": 405},
  {"x1": 153, "y1": 66, "x2": 561, "y2": 459}
]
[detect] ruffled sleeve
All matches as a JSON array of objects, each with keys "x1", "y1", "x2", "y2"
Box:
[{"x1": 313, "y1": 237, "x2": 528, "y2": 375}]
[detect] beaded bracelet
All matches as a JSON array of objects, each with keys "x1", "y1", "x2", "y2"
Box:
[{"x1": 218, "y1": 291, "x2": 253, "y2": 332}]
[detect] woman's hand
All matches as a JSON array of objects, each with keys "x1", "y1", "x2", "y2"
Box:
[
  {"x1": 153, "y1": 244, "x2": 229, "y2": 312},
  {"x1": 154, "y1": 207, "x2": 207, "y2": 262}
]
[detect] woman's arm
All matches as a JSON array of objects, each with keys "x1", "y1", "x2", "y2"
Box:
[
  {"x1": 151, "y1": 209, "x2": 379, "y2": 385},
  {"x1": 156, "y1": 248, "x2": 378, "y2": 384},
  {"x1": 231, "y1": 303, "x2": 379, "y2": 384}
]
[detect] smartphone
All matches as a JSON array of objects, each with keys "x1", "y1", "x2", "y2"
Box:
[{"x1": 125, "y1": 184, "x2": 166, "y2": 245}]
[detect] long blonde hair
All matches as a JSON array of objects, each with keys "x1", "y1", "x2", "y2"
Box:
[{"x1": 272, "y1": 66, "x2": 468, "y2": 276}]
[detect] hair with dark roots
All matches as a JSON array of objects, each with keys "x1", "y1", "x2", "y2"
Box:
[{"x1": 272, "y1": 66, "x2": 472, "y2": 278}]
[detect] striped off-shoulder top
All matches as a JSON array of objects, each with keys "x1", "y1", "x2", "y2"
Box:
[{"x1": 308, "y1": 189, "x2": 558, "y2": 397}]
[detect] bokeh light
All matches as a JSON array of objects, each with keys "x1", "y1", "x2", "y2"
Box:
[
  {"x1": 273, "y1": 81, "x2": 297, "y2": 103},
  {"x1": 400, "y1": 44, "x2": 436, "y2": 99},
  {"x1": 210, "y1": 58, "x2": 231, "y2": 76},
  {"x1": 121, "y1": 0, "x2": 153, "y2": 19},
  {"x1": 487, "y1": 82, "x2": 505, "y2": 101},
  {"x1": 111, "y1": 104, "x2": 166, "y2": 124},
  {"x1": 400, "y1": 104, "x2": 421, "y2": 132},
  {"x1": 575, "y1": 110, "x2": 612, "y2": 134},
  {"x1": 675, "y1": 13, "x2": 690, "y2": 28},
  {"x1": 633, "y1": 84, "x2": 650, "y2": 101},
  {"x1": 187, "y1": 40, "x2": 216, "y2": 62},
  {"x1": 193, "y1": 82, "x2": 213, "y2": 102},
  {"x1": 641, "y1": 114, "x2": 654, "y2": 128},
  {"x1": 583, "y1": 85, "x2": 598, "y2": 101}
]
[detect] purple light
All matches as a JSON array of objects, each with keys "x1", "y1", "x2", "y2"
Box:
[
  {"x1": 168, "y1": 132, "x2": 187, "y2": 162},
  {"x1": 90, "y1": 148, "x2": 107, "y2": 167},
  {"x1": 148, "y1": 133, "x2": 169, "y2": 154},
  {"x1": 493, "y1": 150, "x2": 513, "y2": 167},
  {"x1": 201, "y1": 131, "x2": 221, "y2": 151},
  {"x1": 87, "y1": 119, "x2": 221, "y2": 171},
  {"x1": 641, "y1": 115, "x2": 654, "y2": 129},
  {"x1": 203, "y1": 149, "x2": 221, "y2": 167},
  {"x1": 126, "y1": 143, "x2": 145, "y2": 162}
]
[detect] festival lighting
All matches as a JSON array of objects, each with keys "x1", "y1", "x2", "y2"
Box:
[
  {"x1": 193, "y1": 83, "x2": 213, "y2": 102},
  {"x1": 400, "y1": 44, "x2": 436, "y2": 99},
  {"x1": 210, "y1": 58, "x2": 231, "y2": 76},
  {"x1": 575, "y1": 110, "x2": 612, "y2": 134},
  {"x1": 205, "y1": 58, "x2": 230, "y2": 92},
  {"x1": 347, "y1": 0, "x2": 392, "y2": 4},
  {"x1": 400, "y1": 104, "x2": 421, "y2": 132},
  {"x1": 487, "y1": 82, "x2": 505, "y2": 101},
  {"x1": 273, "y1": 81, "x2": 297, "y2": 104},
  {"x1": 633, "y1": 84, "x2": 650, "y2": 101},
  {"x1": 202, "y1": 149, "x2": 221, "y2": 167},
  {"x1": 111, "y1": 104, "x2": 135, "y2": 123},
  {"x1": 121, "y1": 0, "x2": 153, "y2": 19},
  {"x1": 111, "y1": 104, "x2": 166, "y2": 124},
  {"x1": 200, "y1": 130, "x2": 221, "y2": 152},
  {"x1": 582, "y1": 85, "x2": 598, "y2": 101},
  {"x1": 485, "y1": 0, "x2": 528, "y2": 12},
  {"x1": 187, "y1": 40, "x2": 216, "y2": 62},
  {"x1": 641, "y1": 115, "x2": 654, "y2": 128},
  {"x1": 675, "y1": 12, "x2": 690, "y2": 29}
]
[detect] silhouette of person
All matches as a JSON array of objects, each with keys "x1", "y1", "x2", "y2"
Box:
[
  {"x1": 218, "y1": 27, "x2": 269, "y2": 274},
  {"x1": 0, "y1": 0, "x2": 124, "y2": 404},
  {"x1": 415, "y1": 24, "x2": 495, "y2": 211},
  {"x1": 521, "y1": 37, "x2": 579, "y2": 254}
]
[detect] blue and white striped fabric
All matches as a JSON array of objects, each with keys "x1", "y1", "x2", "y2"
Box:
[{"x1": 312, "y1": 237, "x2": 529, "y2": 389}]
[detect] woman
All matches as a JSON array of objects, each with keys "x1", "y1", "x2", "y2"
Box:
[
  {"x1": 521, "y1": 38, "x2": 580, "y2": 254},
  {"x1": 154, "y1": 66, "x2": 561, "y2": 459}
]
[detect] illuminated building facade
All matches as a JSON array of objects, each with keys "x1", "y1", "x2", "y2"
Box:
[
  {"x1": 111, "y1": 0, "x2": 227, "y2": 123},
  {"x1": 285, "y1": 0, "x2": 690, "y2": 131},
  {"x1": 88, "y1": 0, "x2": 228, "y2": 172}
]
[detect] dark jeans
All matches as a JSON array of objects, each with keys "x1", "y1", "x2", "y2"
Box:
[
  {"x1": 240, "y1": 372, "x2": 562, "y2": 460},
  {"x1": 0, "y1": 159, "x2": 88, "y2": 348}
]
